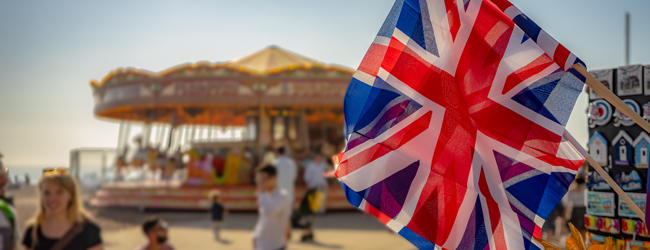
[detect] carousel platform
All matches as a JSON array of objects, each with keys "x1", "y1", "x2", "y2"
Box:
[{"x1": 89, "y1": 181, "x2": 355, "y2": 211}]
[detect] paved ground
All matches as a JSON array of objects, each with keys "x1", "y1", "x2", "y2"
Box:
[{"x1": 10, "y1": 186, "x2": 415, "y2": 250}]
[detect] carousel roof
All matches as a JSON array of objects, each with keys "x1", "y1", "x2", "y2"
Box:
[
  {"x1": 91, "y1": 46, "x2": 352, "y2": 88},
  {"x1": 226, "y1": 45, "x2": 319, "y2": 74},
  {"x1": 90, "y1": 46, "x2": 352, "y2": 126}
]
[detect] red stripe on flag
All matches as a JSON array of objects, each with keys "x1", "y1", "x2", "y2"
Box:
[
  {"x1": 445, "y1": 0, "x2": 461, "y2": 41},
  {"x1": 478, "y1": 168, "x2": 509, "y2": 249},
  {"x1": 478, "y1": 168, "x2": 502, "y2": 234},
  {"x1": 381, "y1": 38, "x2": 408, "y2": 73},
  {"x1": 502, "y1": 54, "x2": 555, "y2": 95},
  {"x1": 533, "y1": 225, "x2": 542, "y2": 238},
  {"x1": 406, "y1": 171, "x2": 469, "y2": 245},
  {"x1": 358, "y1": 43, "x2": 389, "y2": 77},
  {"x1": 488, "y1": 0, "x2": 514, "y2": 12},
  {"x1": 335, "y1": 111, "x2": 433, "y2": 177},
  {"x1": 552, "y1": 44, "x2": 570, "y2": 71}
]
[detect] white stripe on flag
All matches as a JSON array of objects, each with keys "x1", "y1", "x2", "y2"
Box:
[
  {"x1": 536, "y1": 30, "x2": 559, "y2": 59},
  {"x1": 503, "y1": 6, "x2": 522, "y2": 20}
]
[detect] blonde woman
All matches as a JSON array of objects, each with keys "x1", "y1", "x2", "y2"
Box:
[{"x1": 22, "y1": 168, "x2": 102, "y2": 250}]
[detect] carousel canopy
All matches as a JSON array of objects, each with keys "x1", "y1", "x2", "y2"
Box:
[
  {"x1": 227, "y1": 45, "x2": 320, "y2": 74},
  {"x1": 90, "y1": 46, "x2": 353, "y2": 126}
]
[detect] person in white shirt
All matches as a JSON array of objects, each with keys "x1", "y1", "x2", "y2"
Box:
[
  {"x1": 273, "y1": 147, "x2": 297, "y2": 205},
  {"x1": 304, "y1": 153, "x2": 328, "y2": 191},
  {"x1": 253, "y1": 166, "x2": 291, "y2": 250}
]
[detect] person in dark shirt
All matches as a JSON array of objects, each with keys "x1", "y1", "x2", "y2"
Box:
[
  {"x1": 209, "y1": 191, "x2": 226, "y2": 242},
  {"x1": 22, "y1": 167, "x2": 102, "y2": 250}
]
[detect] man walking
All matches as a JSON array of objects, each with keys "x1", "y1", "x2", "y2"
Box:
[
  {"x1": 273, "y1": 148, "x2": 297, "y2": 204},
  {"x1": 253, "y1": 166, "x2": 291, "y2": 250}
]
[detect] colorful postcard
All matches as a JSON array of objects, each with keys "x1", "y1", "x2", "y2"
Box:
[
  {"x1": 586, "y1": 233, "x2": 625, "y2": 250},
  {"x1": 616, "y1": 170, "x2": 643, "y2": 191},
  {"x1": 619, "y1": 192, "x2": 647, "y2": 218},
  {"x1": 618, "y1": 64, "x2": 643, "y2": 96},
  {"x1": 587, "y1": 191, "x2": 615, "y2": 217},
  {"x1": 589, "y1": 69, "x2": 614, "y2": 100},
  {"x1": 622, "y1": 218, "x2": 650, "y2": 237},
  {"x1": 626, "y1": 239, "x2": 650, "y2": 250}
]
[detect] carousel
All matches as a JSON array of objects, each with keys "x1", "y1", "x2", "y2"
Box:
[{"x1": 89, "y1": 46, "x2": 355, "y2": 211}]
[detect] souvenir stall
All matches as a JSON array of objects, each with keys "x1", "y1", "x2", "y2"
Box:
[{"x1": 586, "y1": 64, "x2": 650, "y2": 248}]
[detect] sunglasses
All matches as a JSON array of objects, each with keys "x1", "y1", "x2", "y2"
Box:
[{"x1": 42, "y1": 167, "x2": 69, "y2": 176}]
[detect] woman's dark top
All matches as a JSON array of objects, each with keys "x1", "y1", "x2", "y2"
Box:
[
  {"x1": 211, "y1": 203, "x2": 224, "y2": 221},
  {"x1": 22, "y1": 221, "x2": 102, "y2": 250}
]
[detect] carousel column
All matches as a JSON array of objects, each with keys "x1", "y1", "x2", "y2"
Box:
[
  {"x1": 117, "y1": 122, "x2": 126, "y2": 153},
  {"x1": 183, "y1": 125, "x2": 191, "y2": 150},
  {"x1": 143, "y1": 123, "x2": 152, "y2": 147},
  {"x1": 165, "y1": 126, "x2": 174, "y2": 151},
  {"x1": 284, "y1": 110, "x2": 290, "y2": 141},
  {"x1": 258, "y1": 105, "x2": 272, "y2": 151},
  {"x1": 246, "y1": 116, "x2": 257, "y2": 141},
  {"x1": 299, "y1": 109, "x2": 310, "y2": 151}
]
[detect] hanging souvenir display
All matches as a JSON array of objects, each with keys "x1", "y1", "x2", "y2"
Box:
[
  {"x1": 588, "y1": 100, "x2": 613, "y2": 128},
  {"x1": 621, "y1": 218, "x2": 650, "y2": 237},
  {"x1": 613, "y1": 99, "x2": 641, "y2": 127},
  {"x1": 613, "y1": 130, "x2": 634, "y2": 166},
  {"x1": 600, "y1": 217, "x2": 621, "y2": 234},
  {"x1": 589, "y1": 69, "x2": 614, "y2": 100},
  {"x1": 588, "y1": 171, "x2": 612, "y2": 190},
  {"x1": 633, "y1": 132, "x2": 650, "y2": 168},
  {"x1": 615, "y1": 170, "x2": 642, "y2": 191},
  {"x1": 618, "y1": 193, "x2": 646, "y2": 218},
  {"x1": 585, "y1": 214, "x2": 599, "y2": 230},
  {"x1": 587, "y1": 191, "x2": 616, "y2": 217},
  {"x1": 589, "y1": 132, "x2": 609, "y2": 166},
  {"x1": 617, "y1": 64, "x2": 643, "y2": 96}
]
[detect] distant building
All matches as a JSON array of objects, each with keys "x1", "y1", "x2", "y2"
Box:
[
  {"x1": 633, "y1": 132, "x2": 650, "y2": 168},
  {"x1": 588, "y1": 132, "x2": 608, "y2": 166},
  {"x1": 613, "y1": 130, "x2": 634, "y2": 166}
]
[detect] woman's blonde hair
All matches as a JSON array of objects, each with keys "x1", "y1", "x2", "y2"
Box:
[{"x1": 29, "y1": 173, "x2": 90, "y2": 247}]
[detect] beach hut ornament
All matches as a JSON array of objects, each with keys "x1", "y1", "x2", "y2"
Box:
[
  {"x1": 588, "y1": 132, "x2": 608, "y2": 166},
  {"x1": 615, "y1": 170, "x2": 642, "y2": 191},
  {"x1": 588, "y1": 100, "x2": 613, "y2": 128},
  {"x1": 613, "y1": 99, "x2": 640, "y2": 127},
  {"x1": 613, "y1": 130, "x2": 634, "y2": 166},
  {"x1": 633, "y1": 132, "x2": 650, "y2": 168}
]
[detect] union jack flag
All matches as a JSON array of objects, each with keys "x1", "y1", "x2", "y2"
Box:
[{"x1": 335, "y1": 0, "x2": 589, "y2": 249}]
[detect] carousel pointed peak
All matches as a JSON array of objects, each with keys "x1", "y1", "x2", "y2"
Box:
[{"x1": 227, "y1": 45, "x2": 321, "y2": 74}]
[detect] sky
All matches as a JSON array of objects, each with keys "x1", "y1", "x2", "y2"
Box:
[{"x1": 1, "y1": 0, "x2": 649, "y2": 167}]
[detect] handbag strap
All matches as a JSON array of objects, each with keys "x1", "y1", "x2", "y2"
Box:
[{"x1": 50, "y1": 221, "x2": 85, "y2": 250}]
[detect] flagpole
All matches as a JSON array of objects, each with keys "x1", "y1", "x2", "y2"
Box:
[
  {"x1": 563, "y1": 130, "x2": 646, "y2": 222},
  {"x1": 573, "y1": 64, "x2": 650, "y2": 134}
]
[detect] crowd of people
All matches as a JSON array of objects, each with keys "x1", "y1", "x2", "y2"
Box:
[{"x1": 0, "y1": 147, "x2": 333, "y2": 250}]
